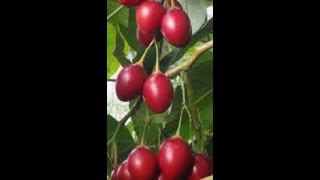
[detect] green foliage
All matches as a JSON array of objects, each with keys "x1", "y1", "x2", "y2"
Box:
[{"x1": 107, "y1": 0, "x2": 213, "y2": 178}]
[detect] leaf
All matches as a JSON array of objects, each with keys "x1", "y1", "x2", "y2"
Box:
[
  {"x1": 180, "y1": 0, "x2": 207, "y2": 34},
  {"x1": 107, "y1": 23, "x2": 120, "y2": 78},
  {"x1": 107, "y1": 115, "x2": 135, "y2": 167},
  {"x1": 107, "y1": 0, "x2": 129, "y2": 26},
  {"x1": 113, "y1": 31, "x2": 131, "y2": 67}
]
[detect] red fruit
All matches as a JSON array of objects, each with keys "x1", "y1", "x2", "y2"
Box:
[
  {"x1": 127, "y1": 146, "x2": 158, "y2": 180},
  {"x1": 117, "y1": 160, "x2": 133, "y2": 180},
  {"x1": 116, "y1": 64, "x2": 147, "y2": 101},
  {"x1": 187, "y1": 153, "x2": 213, "y2": 180},
  {"x1": 143, "y1": 72, "x2": 174, "y2": 114},
  {"x1": 158, "y1": 137, "x2": 193, "y2": 179},
  {"x1": 136, "y1": 1, "x2": 165, "y2": 34},
  {"x1": 161, "y1": 8, "x2": 192, "y2": 47},
  {"x1": 137, "y1": 28, "x2": 155, "y2": 48},
  {"x1": 163, "y1": 0, "x2": 183, "y2": 9},
  {"x1": 111, "y1": 164, "x2": 120, "y2": 180},
  {"x1": 118, "y1": 0, "x2": 145, "y2": 7}
]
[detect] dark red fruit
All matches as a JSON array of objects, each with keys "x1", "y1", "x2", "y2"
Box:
[
  {"x1": 187, "y1": 153, "x2": 213, "y2": 180},
  {"x1": 117, "y1": 160, "x2": 133, "y2": 180},
  {"x1": 127, "y1": 146, "x2": 158, "y2": 180},
  {"x1": 137, "y1": 28, "x2": 155, "y2": 48},
  {"x1": 111, "y1": 164, "x2": 120, "y2": 180},
  {"x1": 136, "y1": 1, "x2": 165, "y2": 34},
  {"x1": 161, "y1": 8, "x2": 192, "y2": 47},
  {"x1": 116, "y1": 64, "x2": 147, "y2": 101},
  {"x1": 143, "y1": 72, "x2": 174, "y2": 114},
  {"x1": 118, "y1": 0, "x2": 145, "y2": 7},
  {"x1": 158, "y1": 137, "x2": 193, "y2": 179},
  {"x1": 163, "y1": 0, "x2": 183, "y2": 9}
]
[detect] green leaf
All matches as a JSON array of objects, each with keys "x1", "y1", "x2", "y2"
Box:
[
  {"x1": 129, "y1": 100, "x2": 164, "y2": 152},
  {"x1": 181, "y1": 0, "x2": 207, "y2": 34},
  {"x1": 107, "y1": 0, "x2": 129, "y2": 26},
  {"x1": 107, "y1": 115, "x2": 135, "y2": 169},
  {"x1": 107, "y1": 23, "x2": 120, "y2": 78},
  {"x1": 113, "y1": 31, "x2": 131, "y2": 67}
]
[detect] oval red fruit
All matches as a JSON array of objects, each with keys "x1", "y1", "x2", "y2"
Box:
[
  {"x1": 117, "y1": 160, "x2": 133, "y2": 180},
  {"x1": 158, "y1": 137, "x2": 193, "y2": 179},
  {"x1": 127, "y1": 146, "x2": 158, "y2": 180},
  {"x1": 136, "y1": 1, "x2": 165, "y2": 34},
  {"x1": 111, "y1": 164, "x2": 120, "y2": 180},
  {"x1": 187, "y1": 153, "x2": 213, "y2": 180},
  {"x1": 161, "y1": 8, "x2": 192, "y2": 47},
  {"x1": 116, "y1": 64, "x2": 146, "y2": 101},
  {"x1": 143, "y1": 72, "x2": 174, "y2": 114},
  {"x1": 118, "y1": 0, "x2": 145, "y2": 7}
]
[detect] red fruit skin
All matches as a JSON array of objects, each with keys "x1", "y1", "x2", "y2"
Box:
[
  {"x1": 137, "y1": 28, "x2": 155, "y2": 48},
  {"x1": 118, "y1": 0, "x2": 145, "y2": 7},
  {"x1": 158, "y1": 137, "x2": 193, "y2": 179},
  {"x1": 161, "y1": 8, "x2": 192, "y2": 47},
  {"x1": 136, "y1": 1, "x2": 166, "y2": 34},
  {"x1": 187, "y1": 153, "x2": 213, "y2": 180},
  {"x1": 117, "y1": 160, "x2": 133, "y2": 180},
  {"x1": 111, "y1": 164, "x2": 121, "y2": 180},
  {"x1": 116, "y1": 64, "x2": 147, "y2": 101},
  {"x1": 143, "y1": 72, "x2": 174, "y2": 114},
  {"x1": 127, "y1": 146, "x2": 159, "y2": 180}
]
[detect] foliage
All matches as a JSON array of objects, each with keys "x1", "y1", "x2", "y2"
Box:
[{"x1": 107, "y1": 0, "x2": 213, "y2": 178}]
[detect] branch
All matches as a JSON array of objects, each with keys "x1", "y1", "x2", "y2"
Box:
[
  {"x1": 107, "y1": 96, "x2": 143, "y2": 146},
  {"x1": 166, "y1": 40, "x2": 213, "y2": 77}
]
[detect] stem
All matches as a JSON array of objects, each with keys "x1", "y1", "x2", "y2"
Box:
[
  {"x1": 139, "y1": 120, "x2": 148, "y2": 146},
  {"x1": 165, "y1": 40, "x2": 213, "y2": 77},
  {"x1": 107, "y1": 5, "x2": 124, "y2": 21},
  {"x1": 175, "y1": 107, "x2": 184, "y2": 136},
  {"x1": 107, "y1": 151, "x2": 114, "y2": 168},
  {"x1": 107, "y1": 97, "x2": 143, "y2": 146},
  {"x1": 154, "y1": 40, "x2": 161, "y2": 73},
  {"x1": 170, "y1": 0, "x2": 175, "y2": 7},
  {"x1": 183, "y1": 71, "x2": 203, "y2": 151},
  {"x1": 112, "y1": 141, "x2": 118, "y2": 166},
  {"x1": 137, "y1": 38, "x2": 156, "y2": 65}
]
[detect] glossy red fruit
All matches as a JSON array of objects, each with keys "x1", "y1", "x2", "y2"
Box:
[
  {"x1": 161, "y1": 8, "x2": 192, "y2": 47},
  {"x1": 137, "y1": 28, "x2": 155, "y2": 48},
  {"x1": 136, "y1": 1, "x2": 165, "y2": 34},
  {"x1": 111, "y1": 164, "x2": 121, "y2": 180},
  {"x1": 163, "y1": 0, "x2": 183, "y2": 9},
  {"x1": 127, "y1": 146, "x2": 158, "y2": 180},
  {"x1": 116, "y1": 64, "x2": 147, "y2": 101},
  {"x1": 117, "y1": 160, "x2": 133, "y2": 180},
  {"x1": 118, "y1": 0, "x2": 145, "y2": 7},
  {"x1": 158, "y1": 137, "x2": 193, "y2": 179},
  {"x1": 187, "y1": 153, "x2": 213, "y2": 180},
  {"x1": 143, "y1": 72, "x2": 174, "y2": 114}
]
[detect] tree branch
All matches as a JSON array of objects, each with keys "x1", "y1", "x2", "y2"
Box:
[{"x1": 165, "y1": 40, "x2": 213, "y2": 77}]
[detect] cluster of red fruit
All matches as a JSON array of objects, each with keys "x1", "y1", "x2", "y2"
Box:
[
  {"x1": 110, "y1": 136, "x2": 213, "y2": 180},
  {"x1": 116, "y1": 61, "x2": 173, "y2": 113},
  {"x1": 119, "y1": 0, "x2": 192, "y2": 47}
]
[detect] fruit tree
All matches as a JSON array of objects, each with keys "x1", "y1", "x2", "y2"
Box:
[{"x1": 107, "y1": 0, "x2": 213, "y2": 179}]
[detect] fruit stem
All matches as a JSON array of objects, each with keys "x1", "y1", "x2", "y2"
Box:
[
  {"x1": 137, "y1": 38, "x2": 156, "y2": 65},
  {"x1": 165, "y1": 40, "x2": 213, "y2": 77},
  {"x1": 107, "y1": 97, "x2": 143, "y2": 146},
  {"x1": 107, "y1": 5, "x2": 124, "y2": 21},
  {"x1": 154, "y1": 40, "x2": 161, "y2": 73},
  {"x1": 175, "y1": 106, "x2": 184, "y2": 136},
  {"x1": 112, "y1": 141, "x2": 118, "y2": 166},
  {"x1": 170, "y1": 0, "x2": 175, "y2": 7},
  {"x1": 139, "y1": 112, "x2": 151, "y2": 146}
]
